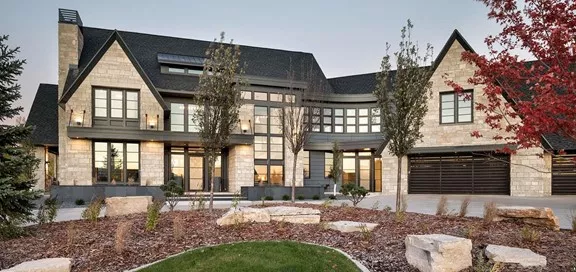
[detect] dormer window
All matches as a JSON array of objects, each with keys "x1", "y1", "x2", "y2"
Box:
[{"x1": 158, "y1": 53, "x2": 205, "y2": 76}]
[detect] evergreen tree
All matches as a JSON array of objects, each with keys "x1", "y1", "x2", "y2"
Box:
[{"x1": 0, "y1": 35, "x2": 41, "y2": 238}]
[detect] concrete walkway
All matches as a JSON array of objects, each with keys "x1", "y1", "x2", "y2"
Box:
[
  {"x1": 36, "y1": 195, "x2": 575, "y2": 230},
  {"x1": 349, "y1": 194, "x2": 576, "y2": 230}
]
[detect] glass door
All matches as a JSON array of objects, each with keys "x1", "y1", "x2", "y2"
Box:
[
  {"x1": 359, "y1": 158, "x2": 371, "y2": 189},
  {"x1": 189, "y1": 156, "x2": 203, "y2": 191},
  {"x1": 342, "y1": 157, "x2": 356, "y2": 185}
]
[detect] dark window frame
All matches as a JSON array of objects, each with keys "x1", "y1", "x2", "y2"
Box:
[
  {"x1": 93, "y1": 141, "x2": 140, "y2": 185},
  {"x1": 439, "y1": 90, "x2": 474, "y2": 124},
  {"x1": 303, "y1": 150, "x2": 310, "y2": 179},
  {"x1": 92, "y1": 87, "x2": 140, "y2": 128}
]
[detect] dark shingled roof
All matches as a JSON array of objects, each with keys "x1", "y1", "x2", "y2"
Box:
[
  {"x1": 26, "y1": 84, "x2": 58, "y2": 146},
  {"x1": 544, "y1": 134, "x2": 576, "y2": 151},
  {"x1": 328, "y1": 72, "x2": 378, "y2": 94},
  {"x1": 74, "y1": 27, "x2": 329, "y2": 93}
]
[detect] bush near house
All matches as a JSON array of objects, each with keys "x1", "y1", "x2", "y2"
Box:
[{"x1": 339, "y1": 183, "x2": 368, "y2": 207}]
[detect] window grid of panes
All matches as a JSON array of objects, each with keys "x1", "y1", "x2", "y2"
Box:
[
  {"x1": 94, "y1": 89, "x2": 138, "y2": 120},
  {"x1": 440, "y1": 91, "x2": 473, "y2": 124},
  {"x1": 305, "y1": 106, "x2": 382, "y2": 133}
]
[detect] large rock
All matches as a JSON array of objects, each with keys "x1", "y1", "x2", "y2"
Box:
[
  {"x1": 104, "y1": 196, "x2": 152, "y2": 217},
  {"x1": 485, "y1": 244, "x2": 547, "y2": 267},
  {"x1": 216, "y1": 207, "x2": 271, "y2": 226},
  {"x1": 327, "y1": 221, "x2": 378, "y2": 233},
  {"x1": 4, "y1": 258, "x2": 71, "y2": 272},
  {"x1": 494, "y1": 206, "x2": 560, "y2": 230},
  {"x1": 263, "y1": 206, "x2": 321, "y2": 224},
  {"x1": 405, "y1": 234, "x2": 472, "y2": 272}
]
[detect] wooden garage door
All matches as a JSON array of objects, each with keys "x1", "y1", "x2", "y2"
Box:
[
  {"x1": 408, "y1": 153, "x2": 510, "y2": 194},
  {"x1": 552, "y1": 154, "x2": 576, "y2": 195}
]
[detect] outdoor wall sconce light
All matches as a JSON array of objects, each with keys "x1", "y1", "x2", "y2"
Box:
[
  {"x1": 68, "y1": 109, "x2": 85, "y2": 127},
  {"x1": 145, "y1": 114, "x2": 160, "y2": 130},
  {"x1": 241, "y1": 120, "x2": 249, "y2": 133}
]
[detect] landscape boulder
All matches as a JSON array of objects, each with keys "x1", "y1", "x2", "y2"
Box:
[
  {"x1": 4, "y1": 258, "x2": 71, "y2": 272},
  {"x1": 104, "y1": 196, "x2": 152, "y2": 217},
  {"x1": 263, "y1": 206, "x2": 321, "y2": 224},
  {"x1": 216, "y1": 207, "x2": 271, "y2": 226},
  {"x1": 485, "y1": 244, "x2": 547, "y2": 267},
  {"x1": 494, "y1": 206, "x2": 559, "y2": 230},
  {"x1": 326, "y1": 221, "x2": 378, "y2": 233},
  {"x1": 405, "y1": 234, "x2": 472, "y2": 272}
]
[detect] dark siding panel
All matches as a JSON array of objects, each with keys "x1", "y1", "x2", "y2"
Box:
[{"x1": 304, "y1": 151, "x2": 332, "y2": 191}]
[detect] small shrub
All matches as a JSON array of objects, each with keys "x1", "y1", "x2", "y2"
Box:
[
  {"x1": 296, "y1": 195, "x2": 304, "y2": 201},
  {"x1": 340, "y1": 202, "x2": 349, "y2": 208},
  {"x1": 321, "y1": 199, "x2": 333, "y2": 208},
  {"x1": 75, "y1": 199, "x2": 85, "y2": 206},
  {"x1": 483, "y1": 201, "x2": 497, "y2": 224},
  {"x1": 145, "y1": 201, "x2": 163, "y2": 231},
  {"x1": 37, "y1": 196, "x2": 59, "y2": 224},
  {"x1": 265, "y1": 196, "x2": 274, "y2": 201},
  {"x1": 231, "y1": 191, "x2": 241, "y2": 210},
  {"x1": 0, "y1": 222, "x2": 26, "y2": 240},
  {"x1": 197, "y1": 194, "x2": 206, "y2": 210},
  {"x1": 459, "y1": 196, "x2": 471, "y2": 217},
  {"x1": 81, "y1": 197, "x2": 103, "y2": 223},
  {"x1": 114, "y1": 221, "x2": 133, "y2": 254},
  {"x1": 328, "y1": 195, "x2": 337, "y2": 200},
  {"x1": 312, "y1": 195, "x2": 320, "y2": 200},
  {"x1": 339, "y1": 183, "x2": 368, "y2": 207},
  {"x1": 473, "y1": 252, "x2": 502, "y2": 272},
  {"x1": 461, "y1": 224, "x2": 477, "y2": 239},
  {"x1": 282, "y1": 194, "x2": 290, "y2": 201},
  {"x1": 436, "y1": 196, "x2": 448, "y2": 216},
  {"x1": 371, "y1": 200, "x2": 380, "y2": 210},
  {"x1": 173, "y1": 215, "x2": 184, "y2": 240},
  {"x1": 359, "y1": 223, "x2": 372, "y2": 241},
  {"x1": 160, "y1": 180, "x2": 184, "y2": 211},
  {"x1": 520, "y1": 226, "x2": 541, "y2": 243}
]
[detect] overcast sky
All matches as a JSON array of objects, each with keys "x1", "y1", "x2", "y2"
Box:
[{"x1": 2, "y1": 0, "x2": 505, "y2": 123}]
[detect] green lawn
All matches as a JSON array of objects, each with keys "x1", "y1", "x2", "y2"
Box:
[{"x1": 138, "y1": 241, "x2": 361, "y2": 272}]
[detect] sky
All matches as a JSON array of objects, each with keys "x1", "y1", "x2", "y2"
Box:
[{"x1": 1, "y1": 0, "x2": 506, "y2": 123}]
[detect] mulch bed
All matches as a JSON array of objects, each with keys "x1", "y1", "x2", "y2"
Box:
[{"x1": 1, "y1": 204, "x2": 575, "y2": 272}]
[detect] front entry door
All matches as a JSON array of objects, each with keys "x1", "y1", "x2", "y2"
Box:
[
  {"x1": 189, "y1": 156, "x2": 203, "y2": 191},
  {"x1": 359, "y1": 158, "x2": 371, "y2": 190}
]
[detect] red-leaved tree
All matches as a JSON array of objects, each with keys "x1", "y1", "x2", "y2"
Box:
[{"x1": 449, "y1": 0, "x2": 576, "y2": 152}]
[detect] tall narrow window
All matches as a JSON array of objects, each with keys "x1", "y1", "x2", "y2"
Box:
[
  {"x1": 188, "y1": 104, "x2": 200, "y2": 132},
  {"x1": 270, "y1": 165, "x2": 283, "y2": 185},
  {"x1": 170, "y1": 103, "x2": 185, "y2": 132},
  {"x1": 270, "y1": 107, "x2": 282, "y2": 134},
  {"x1": 270, "y1": 137, "x2": 283, "y2": 160},
  {"x1": 94, "y1": 89, "x2": 108, "y2": 117},
  {"x1": 110, "y1": 91, "x2": 124, "y2": 118},
  {"x1": 343, "y1": 157, "x2": 356, "y2": 185},
  {"x1": 254, "y1": 136, "x2": 268, "y2": 159},
  {"x1": 346, "y1": 108, "x2": 356, "y2": 133},
  {"x1": 371, "y1": 108, "x2": 381, "y2": 132},
  {"x1": 254, "y1": 106, "x2": 268, "y2": 134},
  {"x1": 303, "y1": 151, "x2": 310, "y2": 179},
  {"x1": 334, "y1": 108, "x2": 344, "y2": 133},
  {"x1": 358, "y1": 108, "x2": 369, "y2": 133},
  {"x1": 323, "y1": 108, "x2": 332, "y2": 133},
  {"x1": 254, "y1": 164, "x2": 268, "y2": 185},
  {"x1": 325, "y1": 152, "x2": 333, "y2": 178},
  {"x1": 312, "y1": 107, "x2": 321, "y2": 132},
  {"x1": 126, "y1": 92, "x2": 138, "y2": 119},
  {"x1": 126, "y1": 143, "x2": 139, "y2": 183},
  {"x1": 94, "y1": 142, "x2": 108, "y2": 182}
]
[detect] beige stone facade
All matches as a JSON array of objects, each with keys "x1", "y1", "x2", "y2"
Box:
[
  {"x1": 33, "y1": 146, "x2": 46, "y2": 191},
  {"x1": 228, "y1": 145, "x2": 255, "y2": 193},
  {"x1": 380, "y1": 39, "x2": 552, "y2": 196}
]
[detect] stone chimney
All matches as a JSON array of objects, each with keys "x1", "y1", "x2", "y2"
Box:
[{"x1": 58, "y1": 8, "x2": 84, "y2": 98}]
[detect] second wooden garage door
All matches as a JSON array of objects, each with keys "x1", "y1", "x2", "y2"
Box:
[{"x1": 408, "y1": 153, "x2": 510, "y2": 195}]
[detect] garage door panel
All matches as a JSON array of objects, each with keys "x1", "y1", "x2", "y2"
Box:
[
  {"x1": 408, "y1": 153, "x2": 510, "y2": 195},
  {"x1": 552, "y1": 154, "x2": 576, "y2": 195}
]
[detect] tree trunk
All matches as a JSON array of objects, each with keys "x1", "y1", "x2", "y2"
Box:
[
  {"x1": 396, "y1": 155, "x2": 402, "y2": 214},
  {"x1": 208, "y1": 157, "x2": 215, "y2": 213},
  {"x1": 291, "y1": 151, "x2": 297, "y2": 203}
]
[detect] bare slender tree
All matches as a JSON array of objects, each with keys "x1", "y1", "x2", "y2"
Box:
[
  {"x1": 281, "y1": 60, "x2": 325, "y2": 202},
  {"x1": 374, "y1": 20, "x2": 434, "y2": 214},
  {"x1": 193, "y1": 32, "x2": 245, "y2": 213}
]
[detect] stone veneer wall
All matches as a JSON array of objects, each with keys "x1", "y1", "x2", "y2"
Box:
[
  {"x1": 227, "y1": 145, "x2": 255, "y2": 193},
  {"x1": 380, "y1": 39, "x2": 551, "y2": 196},
  {"x1": 140, "y1": 141, "x2": 164, "y2": 186},
  {"x1": 284, "y1": 145, "x2": 304, "y2": 187},
  {"x1": 58, "y1": 27, "x2": 165, "y2": 185},
  {"x1": 33, "y1": 146, "x2": 46, "y2": 191}
]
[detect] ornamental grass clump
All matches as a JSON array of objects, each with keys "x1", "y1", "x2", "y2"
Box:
[
  {"x1": 145, "y1": 201, "x2": 163, "y2": 231},
  {"x1": 81, "y1": 197, "x2": 103, "y2": 223},
  {"x1": 436, "y1": 196, "x2": 448, "y2": 216},
  {"x1": 115, "y1": 220, "x2": 133, "y2": 254},
  {"x1": 459, "y1": 196, "x2": 471, "y2": 217},
  {"x1": 483, "y1": 201, "x2": 497, "y2": 224}
]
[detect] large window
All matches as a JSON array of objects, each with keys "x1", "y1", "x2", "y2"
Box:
[
  {"x1": 170, "y1": 102, "x2": 201, "y2": 132},
  {"x1": 94, "y1": 142, "x2": 139, "y2": 184},
  {"x1": 254, "y1": 136, "x2": 268, "y2": 159},
  {"x1": 303, "y1": 151, "x2": 310, "y2": 179},
  {"x1": 254, "y1": 106, "x2": 268, "y2": 134},
  {"x1": 270, "y1": 107, "x2": 282, "y2": 134},
  {"x1": 93, "y1": 88, "x2": 139, "y2": 127},
  {"x1": 440, "y1": 91, "x2": 473, "y2": 124},
  {"x1": 325, "y1": 152, "x2": 333, "y2": 178},
  {"x1": 270, "y1": 137, "x2": 283, "y2": 160},
  {"x1": 371, "y1": 108, "x2": 381, "y2": 132}
]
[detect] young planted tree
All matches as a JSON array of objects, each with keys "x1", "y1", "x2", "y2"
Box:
[
  {"x1": 374, "y1": 21, "x2": 434, "y2": 214},
  {"x1": 0, "y1": 35, "x2": 42, "y2": 238},
  {"x1": 280, "y1": 61, "x2": 324, "y2": 202},
  {"x1": 328, "y1": 141, "x2": 343, "y2": 195},
  {"x1": 193, "y1": 32, "x2": 244, "y2": 213},
  {"x1": 447, "y1": 0, "x2": 576, "y2": 152}
]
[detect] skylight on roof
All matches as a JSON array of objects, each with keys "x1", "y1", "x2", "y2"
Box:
[{"x1": 157, "y1": 53, "x2": 205, "y2": 67}]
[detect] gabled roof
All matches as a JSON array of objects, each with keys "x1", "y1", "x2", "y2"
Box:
[
  {"x1": 26, "y1": 84, "x2": 58, "y2": 146},
  {"x1": 59, "y1": 30, "x2": 168, "y2": 111},
  {"x1": 328, "y1": 72, "x2": 378, "y2": 94},
  {"x1": 62, "y1": 27, "x2": 331, "y2": 98},
  {"x1": 431, "y1": 29, "x2": 475, "y2": 72}
]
